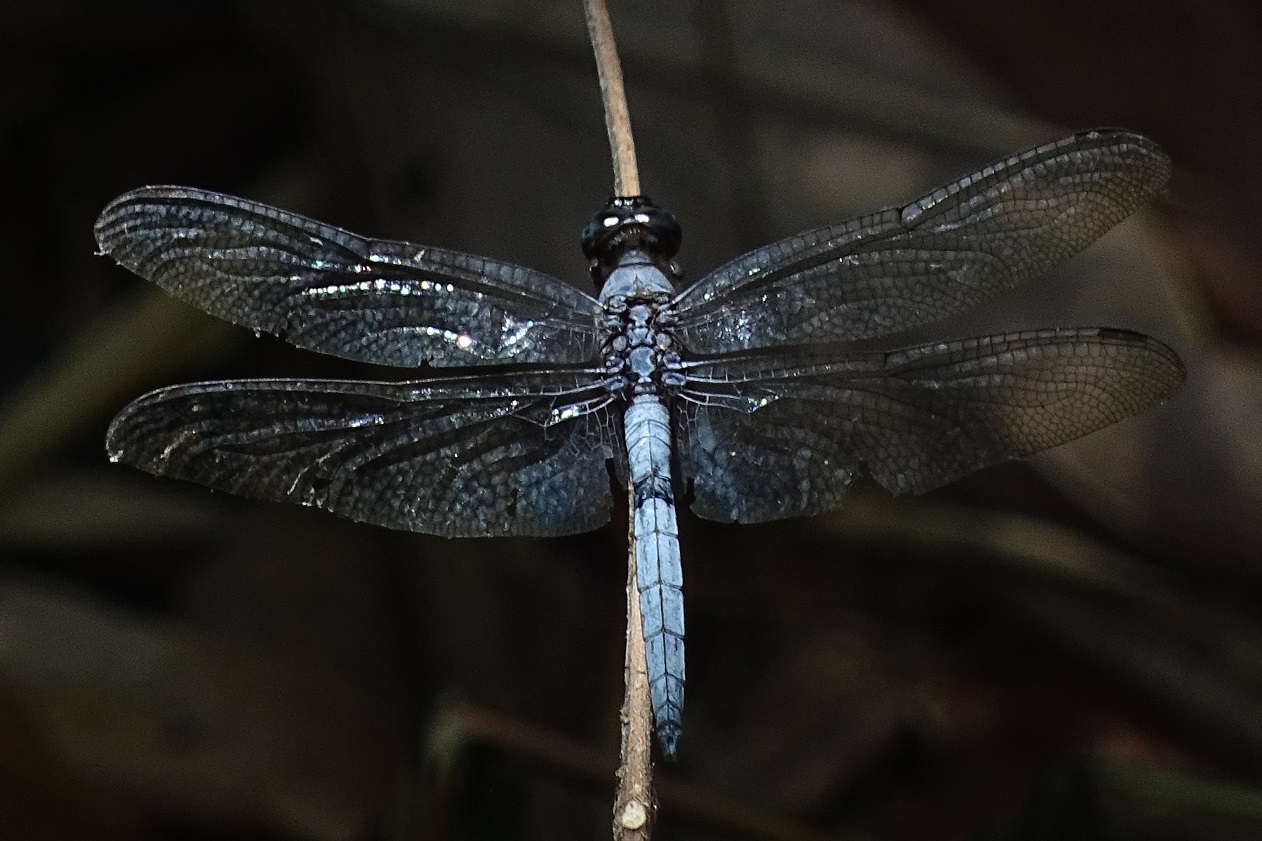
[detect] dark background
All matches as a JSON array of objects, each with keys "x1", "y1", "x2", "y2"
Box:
[{"x1": 0, "y1": 1, "x2": 1259, "y2": 839}]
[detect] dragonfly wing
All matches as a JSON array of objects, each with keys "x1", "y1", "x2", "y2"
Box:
[
  {"x1": 674, "y1": 130, "x2": 1171, "y2": 352},
  {"x1": 676, "y1": 328, "x2": 1184, "y2": 523},
  {"x1": 95, "y1": 187, "x2": 603, "y2": 366},
  {"x1": 106, "y1": 369, "x2": 620, "y2": 536}
]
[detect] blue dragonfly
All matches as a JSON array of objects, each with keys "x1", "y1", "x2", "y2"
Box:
[{"x1": 97, "y1": 129, "x2": 1184, "y2": 757}]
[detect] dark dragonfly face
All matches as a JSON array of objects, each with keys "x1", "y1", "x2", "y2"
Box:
[{"x1": 97, "y1": 129, "x2": 1185, "y2": 757}]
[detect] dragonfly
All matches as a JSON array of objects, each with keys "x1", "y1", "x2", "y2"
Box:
[{"x1": 97, "y1": 129, "x2": 1184, "y2": 758}]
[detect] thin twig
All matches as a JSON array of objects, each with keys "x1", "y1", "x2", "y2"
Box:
[
  {"x1": 615, "y1": 480, "x2": 655, "y2": 839},
  {"x1": 581, "y1": 1, "x2": 654, "y2": 835},
  {"x1": 583, "y1": 0, "x2": 640, "y2": 195},
  {"x1": 424, "y1": 699, "x2": 864, "y2": 841}
]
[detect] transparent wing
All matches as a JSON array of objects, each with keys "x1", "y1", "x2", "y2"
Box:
[
  {"x1": 675, "y1": 328, "x2": 1184, "y2": 523},
  {"x1": 674, "y1": 130, "x2": 1171, "y2": 352},
  {"x1": 106, "y1": 370, "x2": 620, "y2": 537},
  {"x1": 95, "y1": 187, "x2": 603, "y2": 367}
]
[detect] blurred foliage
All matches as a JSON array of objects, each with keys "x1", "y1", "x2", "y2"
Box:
[{"x1": 0, "y1": 0, "x2": 1259, "y2": 839}]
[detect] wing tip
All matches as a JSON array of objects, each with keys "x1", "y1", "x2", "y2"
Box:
[
  {"x1": 93, "y1": 185, "x2": 206, "y2": 253},
  {"x1": 1077, "y1": 127, "x2": 1173, "y2": 194},
  {"x1": 1092, "y1": 327, "x2": 1187, "y2": 399},
  {"x1": 103, "y1": 392, "x2": 169, "y2": 473}
]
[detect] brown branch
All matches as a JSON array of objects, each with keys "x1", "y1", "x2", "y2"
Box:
[
  {"x1": 581, "y1": 0, "x2": 655, "y2": 835},
  {"x1": 582, "y1": 2, "x2": 653, "y2": 835},
  {"x1": 425, "y1": 699, "x2": 864, "y2": 841},
  {"x1": 583, "y1": 0, "x2": 640, "y2": 196},
  {"x1": 614, "y1": 480, "x2": 656, "y2": 840}
]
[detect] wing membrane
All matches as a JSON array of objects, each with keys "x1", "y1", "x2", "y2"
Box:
[
  {"x1": 106, "y1": 370, "x2": 620, "y2": 536},
  {"x1": 95, "y1": 187, "x2": 603, "y2": 367},
  {"x1": 676, "y1": 328, "x2": 1184, "y2": 523},
  {"x1": 674, "y1": 130, "x2": 1171, "y2": 352}
]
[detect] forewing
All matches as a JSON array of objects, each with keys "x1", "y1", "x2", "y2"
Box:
[
  {"x1": 676, "y1": 328, "x2": 1184, "y2": 523},
  {"x1": 106, "y1": 370, "x2": 620, "y2": 537},
  {"x1": 95, "y1": 187, "x2": 603, "y2": 366},
  {"x1": 674, "y1": 130, "x2": 1171, "y2": 352}
]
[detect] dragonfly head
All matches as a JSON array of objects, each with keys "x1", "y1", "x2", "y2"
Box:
[{"x1": 582, "y1": 196, "x2": 682, "y2": 286}]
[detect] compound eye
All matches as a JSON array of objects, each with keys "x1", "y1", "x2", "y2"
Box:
[{"x1": 580, "y1": 195, "x2": 681, "y2": 261}]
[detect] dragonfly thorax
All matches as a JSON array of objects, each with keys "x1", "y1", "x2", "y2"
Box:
[{"x1": 601, "y1": 295, "x2": 683, "y2": 394}]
